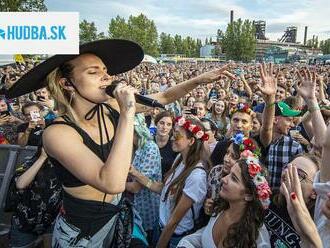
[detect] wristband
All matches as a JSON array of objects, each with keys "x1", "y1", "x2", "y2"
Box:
[
  {"x1": 308, "y1": 104, "x2": 320, "y2": 113},
  {"x1": 266, "y1": 102, "x2": 275, "y2": 108},
  {"x1": 146, "y1": 179, "x2": 153, "y2": 189}
]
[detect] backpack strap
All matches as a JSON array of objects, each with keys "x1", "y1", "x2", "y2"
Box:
[{"x1": 188, "y1": 166, "x2": 207, "y2": 229}]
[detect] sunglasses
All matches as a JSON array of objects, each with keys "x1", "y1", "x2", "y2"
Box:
[{"x1": 172, "y1": 132, "x2": 184, "y2": 140}]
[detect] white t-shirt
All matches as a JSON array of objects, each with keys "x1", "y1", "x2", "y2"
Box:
[
  {"x1": 177, "y1": 212, "x2": 271, "y2": 248},
  {"x1": 159, "y1": 161, "x2": 207, "y2": 235},
  {"x1": 313, "y1": 171, "x2": 330, "y2": 247}
]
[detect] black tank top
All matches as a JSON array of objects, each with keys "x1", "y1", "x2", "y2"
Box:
[{"x1": 47, "y1": 110, "x2": 119, "y2": 187}]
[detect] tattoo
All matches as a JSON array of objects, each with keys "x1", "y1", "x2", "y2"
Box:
[{"x1": 127, "y1": 101, "x2": 134, "y2": 109}]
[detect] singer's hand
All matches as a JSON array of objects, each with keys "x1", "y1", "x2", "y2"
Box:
[{"x1": 113, "y1": 84, "x2": 137, "y2": 115}]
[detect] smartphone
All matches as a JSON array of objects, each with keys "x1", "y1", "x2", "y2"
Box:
[
  {"x1": 30, "y1": 111, "x2": 41, "y2": 122},
  {"x1": 185, "y1": 108, "x2": 197, "y2": 116},
  {"x1": 0, "y1": 110, "x2": 10, "y2": 117}
]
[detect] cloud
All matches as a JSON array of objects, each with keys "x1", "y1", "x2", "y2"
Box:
[{"x1": 45, "y1": 0, "x2": 330, "y2": 42}]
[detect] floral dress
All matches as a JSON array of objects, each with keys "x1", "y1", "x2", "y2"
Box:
[{"x1": 132, "y1": 140, "x2": 162, "y2": 231}]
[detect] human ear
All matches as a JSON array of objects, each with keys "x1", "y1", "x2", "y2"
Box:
[{"x1": 59, "y1": 78, "x2": 74, "y2": 91}]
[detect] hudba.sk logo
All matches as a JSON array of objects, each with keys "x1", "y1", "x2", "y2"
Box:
[{"x1": 0, "y1": 25, "x2": 66, "y2": 40}]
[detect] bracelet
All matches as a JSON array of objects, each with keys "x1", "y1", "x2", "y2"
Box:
[
  {"x1": 146, "y1": 179, "x2": 153, "y2": 189},
  {"x1": 266, "y1": 102, "x2": 275, "y2": 108},
  {"x1": 308, "y1": 104, "x2": 320, "y2": 113}
]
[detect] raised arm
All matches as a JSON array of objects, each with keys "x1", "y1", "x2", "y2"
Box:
[
  {"x1": 281, "y1": 164, "x2": 322, "y2": 248},
  {"x1": 241, "y1": 74, "x2": 253, "y2": 98},
  {"x1": 258, "y1": 63, "x2": 277, "y2": 147},
  {"x1": 146, "y1": 64, "x2": 235, "y2": 106},
  {"x1": 297, "y1": 69, "x2": 327, "y2": 150},
  {"x1": 321, "y1": 123, "x2": 330, "y2": 183}
]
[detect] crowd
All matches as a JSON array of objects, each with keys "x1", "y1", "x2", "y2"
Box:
[{"x1": 1, "y1": 47, "x2": 330, "y2": 248}]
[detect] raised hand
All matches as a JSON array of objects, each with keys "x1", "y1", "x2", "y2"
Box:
[
  {"x1": 257, "y1": 62, "x2": 277, "y2": 97},
  {"x1": 296, "y1": 69, "x2": 317, "y2": 101},
  {"x1": 195, "y1": 64, "x2": 235, "y2": 84},
  {"x1": 281, "y1": 164, "x2": 322, "y2": 247}
]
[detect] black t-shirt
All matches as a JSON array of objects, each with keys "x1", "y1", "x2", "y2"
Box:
[
  {"x1": 154, "y1": 136, "x2": 178, "y2": 179},
  {"x1": 17, "y1": 123, "x2": 44, "y2": 146},
  {"x1": 264, "y1": 200, "x2": 301, "y2": 248},
  {"x1": 210, "y1": 139, "x2": 231, "y2": 166}
]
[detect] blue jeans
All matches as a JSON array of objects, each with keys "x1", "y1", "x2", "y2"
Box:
[{"x1": 152, "y1": 223, "x2": 183, "y2": 248}]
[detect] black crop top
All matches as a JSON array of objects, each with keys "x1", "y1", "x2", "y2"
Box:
[{"x1": 47, "y1": 109, "x2": 119, "y2": 187}]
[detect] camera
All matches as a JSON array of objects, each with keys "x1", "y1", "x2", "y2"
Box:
[
  {"x1": 37, "y1": 96, "x2": 45, "y2": 101},
  {"x1": 184, "y1": 108, "x2": 197, "y2": 116},
  {"x1": 30, "y1": 110, "x2": 41, "y2": 122}
]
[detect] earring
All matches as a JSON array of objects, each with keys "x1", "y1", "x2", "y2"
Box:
[{"x1": 69, "y1": 91, "x2": 75, "y2": 105}]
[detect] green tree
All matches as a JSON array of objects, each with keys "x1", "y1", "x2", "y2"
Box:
[
  {"x1": 108, "y1": 15, "x2": 130, "y2": 39},
  {"x1": 173, "y1": 34, "x2": 183, "y2": 54},
  {"x1": 195, "y1": 38, "x2": 202, "y2": 57},
  {"x1": 307, "y1": 37, "x2": 319, "y2": 49},
  {"x1": 79, "y1": 20, "x2": 98, "y2": 44},
  {"x1": 108, "y1": 14, "x2": 158, "y2": 56},
  {"x1": 320, "y1": 39, "x2": 330, "y2": 54},
  {"x1": 0, "y1": 0, "x2": 47, "y2": 11},
  {"x1": 127, "y1": 14, "x2": 159, "y2": 56},
  {"x1": 159, "y1": 33, "x2": 175, "y2": 54},
  {"x1": 222, "y1": 18, "x2": 256, "y2": 62}
]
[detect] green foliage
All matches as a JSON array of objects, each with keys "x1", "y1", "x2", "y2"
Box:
[
  {"x1": 108, "y1": 14, "x2": 158, "y2": 56},
  {"x1": 222, "y1": 18, "x2": 256, "y2": 62},
  {"x1": 307, "y1": 37, "x2": 319, "y2": 49},
  {"x1": 320, "y1": 39, "x2": 330, "y2": 54},
  {"x1": 0, "y1": 0, "x2": 47, "y2": 11},
  {"x1": 79, "y1": 20, "x2": 98, "y2": 44}
]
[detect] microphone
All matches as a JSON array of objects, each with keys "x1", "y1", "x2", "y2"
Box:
[{"x1": 105, "y1": 81, "x2": 165, "y2": 109}]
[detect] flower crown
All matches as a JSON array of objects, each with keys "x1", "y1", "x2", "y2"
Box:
[
  {"x1": 231, "y1": 133, "x2": 271, "y2": 209},
  {"x1": 175, "y1": 116, "x2": 209, "y2": 142},
  {"x1": 230, "y1": 103, "x2": 252, "y2": 117},
  {"x1": 231, "y1": 132, "x2": 261, "y2": 157}
]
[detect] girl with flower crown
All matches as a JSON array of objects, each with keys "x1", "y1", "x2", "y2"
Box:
[
  {"x1": 177, "y1": 158, "x2": 271, "y2": 248},
  {"x1": 146, "y1": 116, "x2": 212, "y2": 248}
]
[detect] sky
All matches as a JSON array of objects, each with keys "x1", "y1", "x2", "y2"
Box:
[{"x1": 45, "y1": 0, "x2": 330, "y2": 44}]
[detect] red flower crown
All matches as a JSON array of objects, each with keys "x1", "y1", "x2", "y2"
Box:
[
  {"x1": 230, "y1": 103, "x2": 253, "y2": 117},
  {"x1": 175, "y1": 116, "x2": 209, "y2": 142}
]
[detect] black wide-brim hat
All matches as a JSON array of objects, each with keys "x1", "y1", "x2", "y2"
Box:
[{"x1": 5, "y1": 39, "x2": 144, "y2": 99}]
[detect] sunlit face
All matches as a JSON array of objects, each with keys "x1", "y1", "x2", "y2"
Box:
[
  {"x1": 274, "y1": 116, "x2": 294, "y2": 135},
  {"x1": 280, "y1": 157, "x2": 318, "y2": 205},
  {"x1": 156, "y1": 116, "x2": 173, "y2": 137},
  {"x1": 193, "y1": 102, "x2": 207, "y2": 118},
  {"x1": 276, "y1": 86, "x2": 286, "y2": 102},
  {"x1": 223, "y1": 144, "x2": 238, "y2": 174},
  {"x1": 214, "y1": 100, "x2": 225, "y2": 115},
  {"x1": 0, "y1": 99, "x2": 8, "y2": 112},
  {"x1": 218, "y1": 89, "x2": 226, "y2": 100},
  {"x1": 35, "y1": 87, "x2": 50, "y2": 100},
  {"x1": 171, "y1": 126, "x2": 193, "y2": 153},
  {"x1": 252, "y1": 117, "x2": 261, "y2": 134},
  {"x1": 230, "y1": 112, "x2": 253, "y2": 136},
  {"x1": 69, "y1": 54, "x2": 113, "y2": 103},
  {"x1": 220, "y1": 163, "x2": 246, "y2": 203},
  {"x1": 230, "y1": 94, "x2": 239, "y2": 105},
  {"x1": 186, "y1": 96, "x2": 196, "y2": 108},
  {"x1": 195, "y1": 88, "x2": 206, "y2": 100}
]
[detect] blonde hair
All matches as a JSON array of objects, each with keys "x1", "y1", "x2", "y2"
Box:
[{"x1": 46, "y1": 64, "x2": 77, "y2": 122}]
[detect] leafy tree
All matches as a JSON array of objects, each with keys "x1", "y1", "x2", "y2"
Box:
[
  {"x1": 108, "y1": 15, "x2": 130, "y2": 39},
  {"x1": 108, "y1": 14, "x2": 158, "y2": 56},
  {"x1": 173, "y1": 34, "x2": 183, "y2": 54},
  {"x1": 0, "y1": 0, "x2": 47, "y2": 11},
  {"x1": 320, "y1": 39, "x2": 330, "y2": 54},
  {"x1": 159, "y1": 33, "x2": 175, "y2": 54},
  {"x1": 79, "y1": 20, "x2": 98, "y2": 44},
  {"x1": 307, "y1": 37, "x2": 319, "y2": 49},
  {"x1": 222, "y1": 18, "x2": 256, "y2": 62}
]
